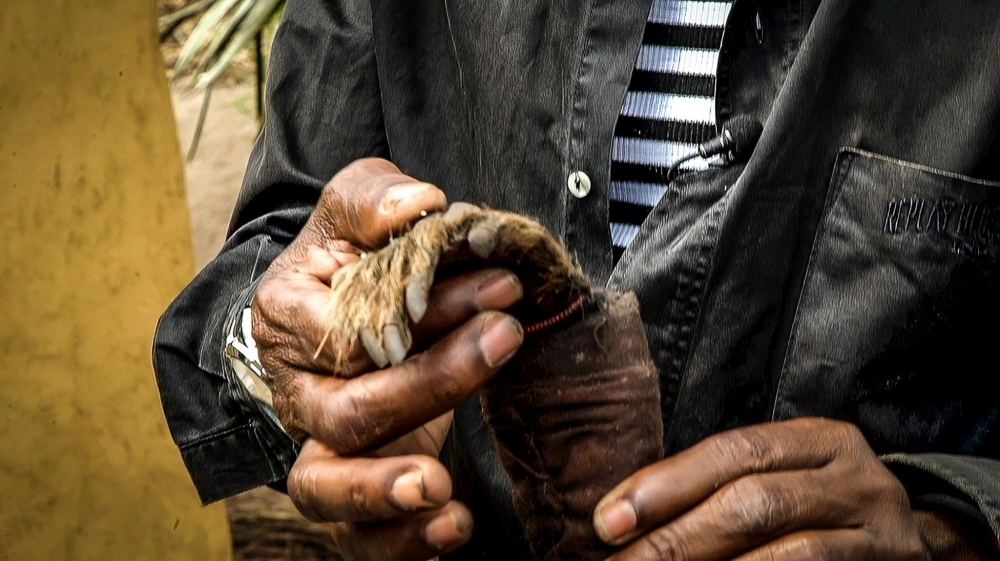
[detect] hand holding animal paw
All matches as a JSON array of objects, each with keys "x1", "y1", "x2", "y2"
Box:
[
  {"x1": 307, "y1": 188, "x2": 663, "y2": 560},
  {"x1": 250, "y1": 158, "x2": 526, "y2": 559},
  {"x1": 251, "y1": 158, "x2": 661, "y2": 560},
  {"x1": 319, "y1": 202, "x2": 591, "y2": 374}
]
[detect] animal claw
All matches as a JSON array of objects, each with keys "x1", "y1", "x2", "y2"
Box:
[
  {"x1": 382, "y1": 323, "x2": 410, "y2": 365},
  {"x1": 322, "y1": 203, "x2": 588, "y2": 375},
  {"x1": 468, "y1": 218, "x2": 499, "y2": 258},
  {"x1": 361, "y1": 327, "x2": 389, "y2": 369},
  {"x1": 443, "y1": 201, "x2": 479, "y2": 223},
  {"x1": 405, "y1": 261, "x2": 435, "y2": 324}
]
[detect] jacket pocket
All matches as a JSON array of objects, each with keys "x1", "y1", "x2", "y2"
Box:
[{"x1": 775, "y1": 148, "x2": 1000, "y2": 456}]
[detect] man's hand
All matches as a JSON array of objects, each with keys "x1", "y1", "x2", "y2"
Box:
[
  {"x1": 593, "y1": 418, "x2": 931, "y2": 560},
  {"x1": 251, "y1": 158, "x2": 525, "y2": 558}
]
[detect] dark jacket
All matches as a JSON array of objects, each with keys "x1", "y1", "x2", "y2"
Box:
[{"x1": 153, "y1": 0, "x2": 1000, "y2": 555}]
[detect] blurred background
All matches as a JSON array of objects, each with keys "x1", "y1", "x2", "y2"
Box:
[{"x1": 0, "y1": 1, "x2": 333, "y2": 558}]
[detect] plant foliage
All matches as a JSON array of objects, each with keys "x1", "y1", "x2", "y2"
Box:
[{"x1": 161, "y1": 0, "x2": 284, "y2": 91}]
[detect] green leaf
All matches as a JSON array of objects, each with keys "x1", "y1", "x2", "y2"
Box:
[
  {"x1": 195, "y1": 0, "x2": 283, "y2": 90},
  {"x1": 173, "y1": 0, "x2": 242, "y2": 82}
]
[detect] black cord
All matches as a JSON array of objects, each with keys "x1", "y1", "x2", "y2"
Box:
[
  {"x1": 661, "y1": 117, "x2": 764, "y2": 183},
  {"x1": 664, "y1": 152, "x2": 701, "y2": 182}
]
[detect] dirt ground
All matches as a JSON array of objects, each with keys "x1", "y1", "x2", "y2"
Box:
[
  {"x1": 170, "y1": 85, "x2": 258, "y2": 270},
  {"x1": 158, "y1": 0, "x2": 265, "y2": 269}
]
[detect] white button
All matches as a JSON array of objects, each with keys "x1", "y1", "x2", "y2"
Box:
[{"x1": 567, "y1": 171, "x2": 591, "y2": 198}]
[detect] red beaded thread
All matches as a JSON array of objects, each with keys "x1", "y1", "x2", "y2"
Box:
[{"x1": 524, "y1": 295, "x2": 588, "y2": 334}]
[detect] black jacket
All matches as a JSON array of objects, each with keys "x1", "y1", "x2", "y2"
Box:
[{"x1": 153, "y1": 0, "x2": 1000, "y2": 555}]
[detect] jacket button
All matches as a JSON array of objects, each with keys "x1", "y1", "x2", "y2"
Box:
[{"x1": 567, "y1": 171, "x2": 591, "y2": 198}]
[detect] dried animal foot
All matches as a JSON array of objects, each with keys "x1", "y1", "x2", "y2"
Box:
[
  {"x1": 482, "y1": 290, "x2": 663, "y2": 560},
  {"x1": 320, "y1": 203, "x2": 590, "y2": 374},
  {"x1": 318, "y1": 203, "x2": 663, "y2": 558}
]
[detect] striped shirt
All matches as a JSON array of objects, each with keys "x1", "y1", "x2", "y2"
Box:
[{"x1": 610, "y1": 0, "x2": 733, "y2": 261}]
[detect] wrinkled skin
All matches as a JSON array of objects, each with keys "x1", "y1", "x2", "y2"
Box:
[
  {"x1": 595, "y1": 418, "x2": 987, "y2": 560},
  {"x1": 252, "y1": 158, "x2": 525, "y2": 558},
  {"x1": 250, "y1": 158, "x2": 985, "y2": 560},
  {"x1": 317, "y1": 202, "x2": 589, "y2": 376}
]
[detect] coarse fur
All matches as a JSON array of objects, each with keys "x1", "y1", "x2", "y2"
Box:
[{"x1": 319, "y1": 203, "x2": 591, "y2": 375}]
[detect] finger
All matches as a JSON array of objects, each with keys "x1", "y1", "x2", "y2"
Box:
[
  {"x1": 375, "y1": 412, "x2": 454, "y2": 458},
  {"x1": 329, "y1": 501, "x2": 473, "y2": 561},
  {"x1": 594, "y1": 418, "x2": 856, "y2": 545},
  {"x1": 313, "y1": 158, "x2": 448, "y2": 250},
  {"x1": 263, "y1": 265, "x2": 521, "y2": 388},
  {"x1": 303, "y1": 311, "x2": 523, "y2": 454},
  {"x1": 410, "y1": 268, "x2": 522, "y2": 347},
  {"x1": 287, "y1": 439, "x2": 452, "y2": 523},
  {"x1": 733, "y1": 529, "x2": 871, "y2": 561},
  {"x1": 607, "y1": 469, "x2": 859, "y2": 560}
]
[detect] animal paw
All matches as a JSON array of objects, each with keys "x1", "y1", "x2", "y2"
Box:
[{"x1": 319, "y1": 203, "x2": 591, "y2": 375}]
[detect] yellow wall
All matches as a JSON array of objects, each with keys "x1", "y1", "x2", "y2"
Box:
[{"x1": 0, "y1": 1, "x2": 231, "y2": 559}]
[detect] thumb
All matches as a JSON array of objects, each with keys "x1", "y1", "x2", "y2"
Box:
[{"x1": 310, "y1": 158, "x2": 448, "y2": 250}]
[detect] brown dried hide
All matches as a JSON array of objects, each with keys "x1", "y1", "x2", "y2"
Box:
[
  {"x1": 482, "y1": 290, "x2": 664, "y2": 560},
  {"x1": 318, "y1": 204, "x2": 664, "y2": 557}
]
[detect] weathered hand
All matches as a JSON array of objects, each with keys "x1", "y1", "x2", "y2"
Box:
[
  {"x1": 287, "y1": 409, "x2": 467, "y2": 560},
  {"x1": 250, "y1": 158, "x2": 525, "y2": 558},
  {"x1": 282, "y1": 269, "x2": 522, "y2": 559},
  {"x1": 593, "y1": 418, "x2": 930, "y2": 560},
  {"x1": 252, "y1": 157, "x2": 451, "y2": 412}
]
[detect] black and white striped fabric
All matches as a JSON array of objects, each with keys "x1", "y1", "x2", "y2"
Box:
[{"x1": 610, "y1": 0, "x2": 732, "y2": 261}]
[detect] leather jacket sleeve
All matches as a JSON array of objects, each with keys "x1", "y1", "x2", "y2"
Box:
[{"x1": 152, "y1": 0, "x2": 388, "y2": 503}]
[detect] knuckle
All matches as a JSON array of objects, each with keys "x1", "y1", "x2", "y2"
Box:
[
  {"x1": 874, "y1": 468, "x2": 907, "y2": 500},
  {"x1": 428, "y1": 362, "x2": 468, "y2": 405},
  {"x1": 899, "y1": 537, "x2": 930, "y2": 561},
  {"x1": 721, "y1": 477, "x2": 791, "y2": 538},
  {"x1": 830, "y1": 419, "x2": 865, "y2": 449},
  {"x1": 252, "y1": 280, "x2": 277, "y2": 309},
  {"x1": 329, "y1": 386, "x2": 381, "y2": 453},
  {"x1": 251, "y1": 295, "x2": 287, "y2": 346},
  {"x1": 316, "y1": 183, "x2": 352, "y2": 233},
  {"x1": 712, "y1": 429, "x2": 771, "y2": 472},
  {"x1": 344, "y1": 466, "x2": 377, "y2": 519},
  {"x1": 639, "y1": 526, "x2": 691, "y2": 560},
  {"x1": 287, "y1": 461, "x2": 322, "y2": 522}
]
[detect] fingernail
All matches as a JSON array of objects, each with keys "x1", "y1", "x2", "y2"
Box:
[
  {"x1": 594, "y1": 500, "x2": 637, "y2": 544},
  {"x1": 380, "y1": 182, "x2": 434, "y2": 214},
  {"x1": 390, "y1": 470, "x2": 431, "y2": 511},
  {"x1": 479, "y1": 314, "x2": 523, "y2": 368},
  {"x1": 474, "y1": 272, "x2": 523, "y2": 311},
  {"x1": 424, "y1": 508, "x2": 472, "y2": 551}
]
